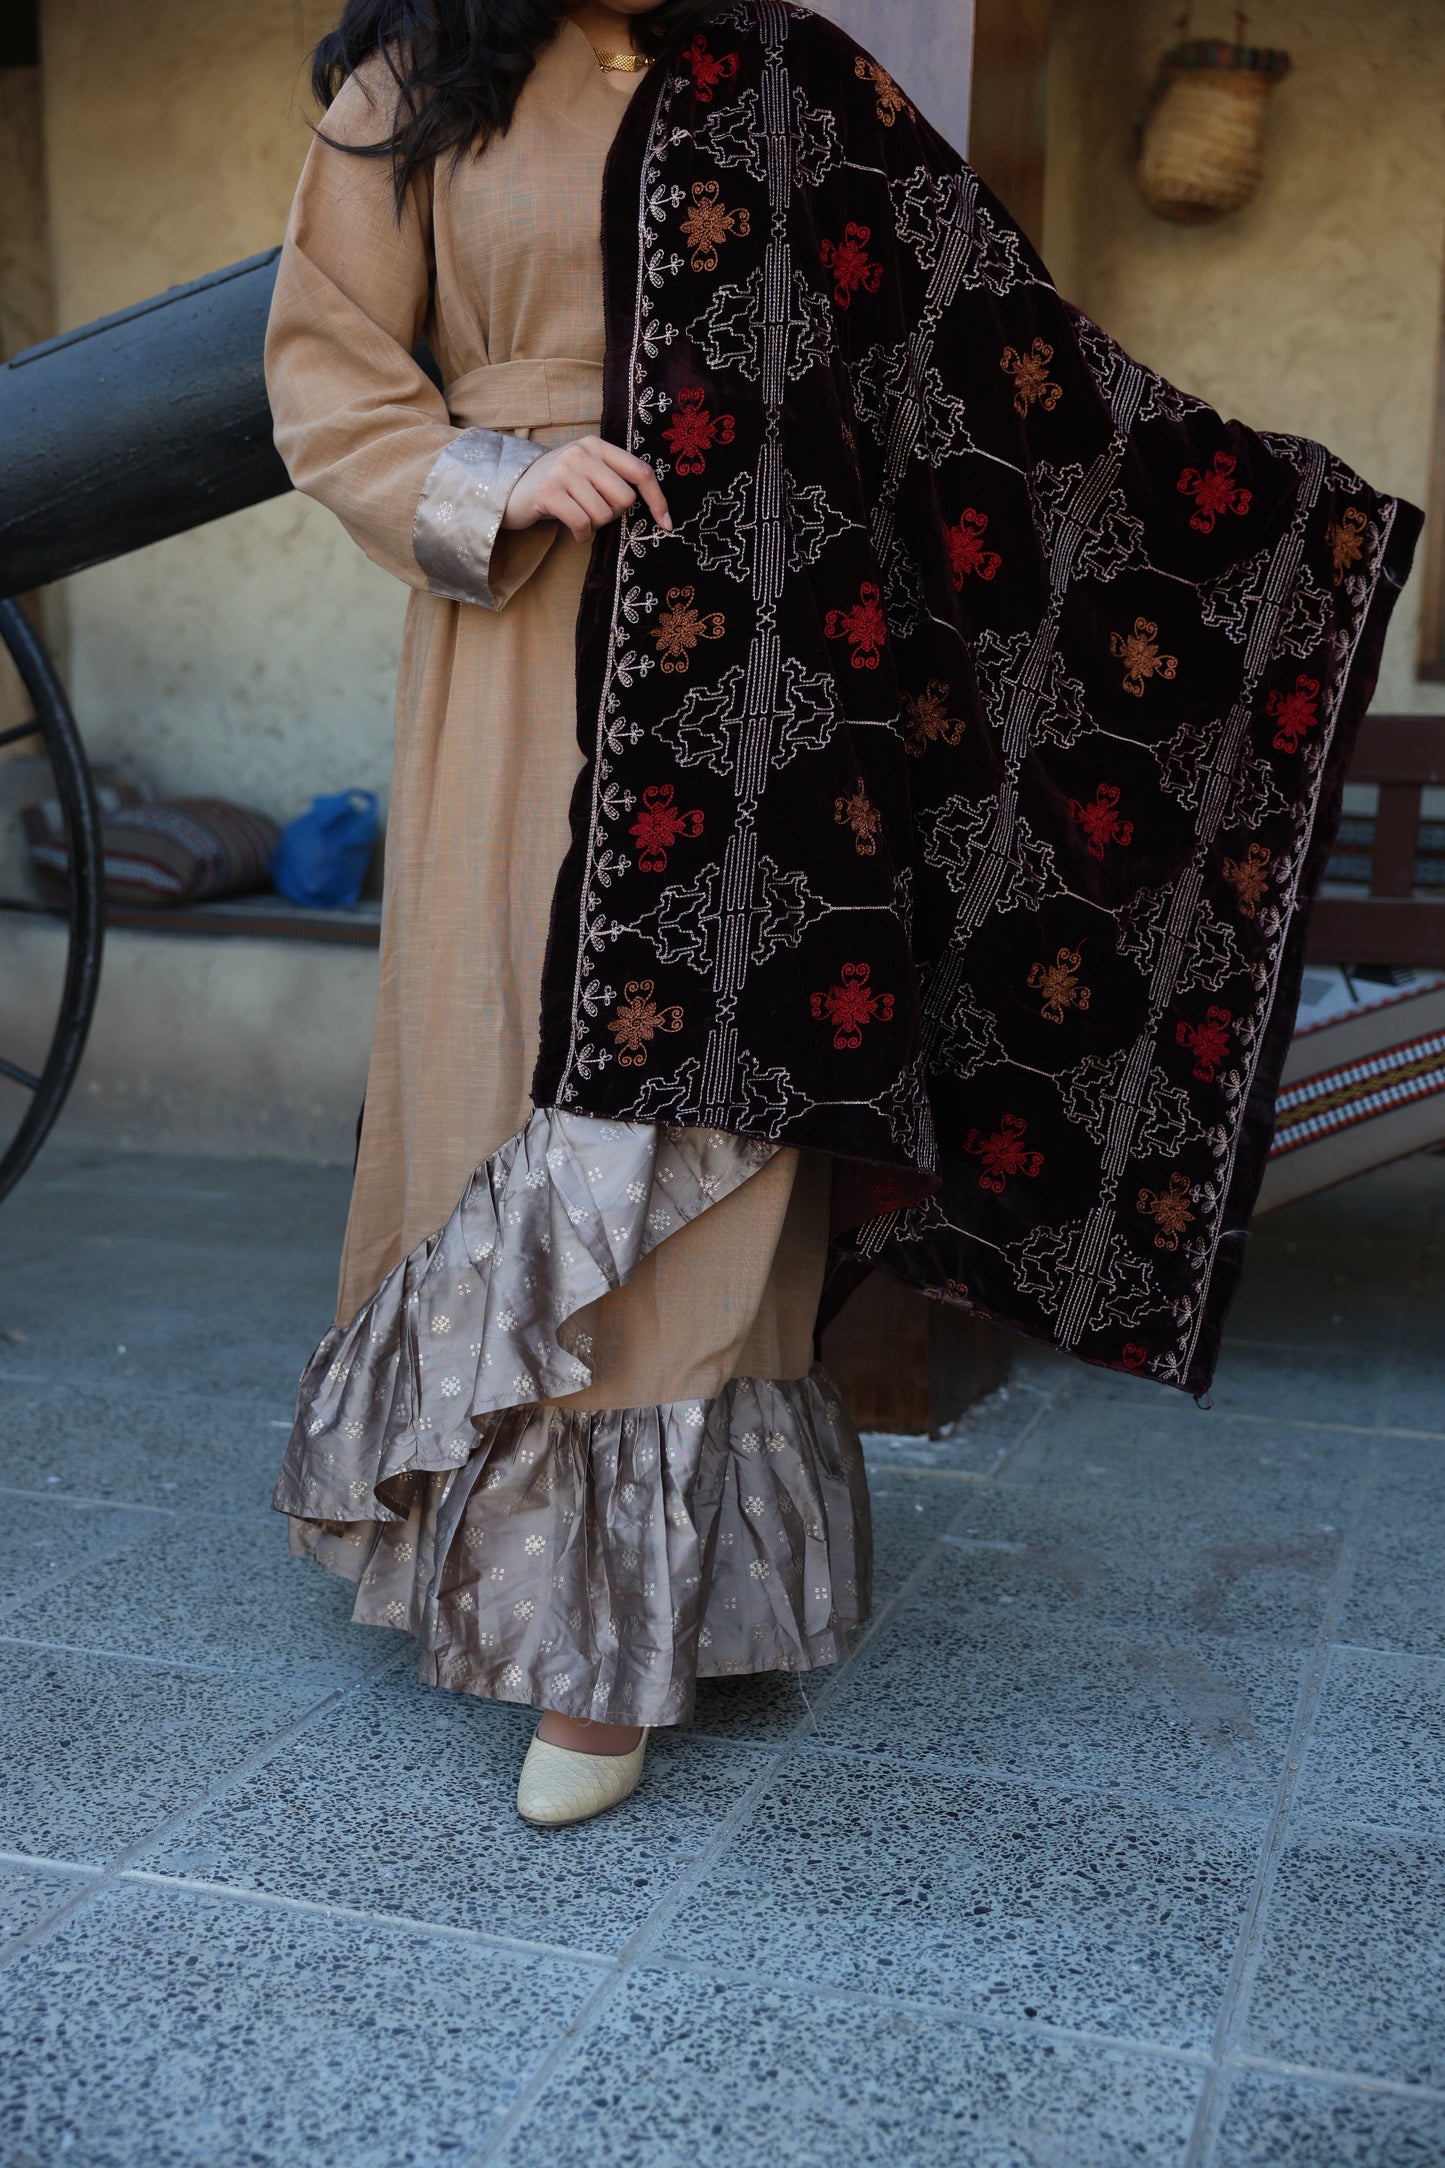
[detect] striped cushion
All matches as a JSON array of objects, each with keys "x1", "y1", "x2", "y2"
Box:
[{"x1": 24, "y1": 795, "x2": 280, "y2": 908}]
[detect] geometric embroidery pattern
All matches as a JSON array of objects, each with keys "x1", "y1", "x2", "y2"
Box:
[{"x1": 533, "y1": 0, "x2": 1420, "y2": 1395}]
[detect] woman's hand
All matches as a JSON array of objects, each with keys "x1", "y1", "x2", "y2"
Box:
[{"x1": 501, "y1": 434, "x2": 673, "y2": 542}]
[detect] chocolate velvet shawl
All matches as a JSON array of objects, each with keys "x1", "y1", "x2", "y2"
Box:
[{"x1": 533, "y1": 0, "x2": 1421, "y2": 1395}]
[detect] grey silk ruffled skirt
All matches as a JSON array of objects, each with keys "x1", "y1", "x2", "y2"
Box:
[{"x1": 275, "y1": 1112, "x2": 873, "y2": 1726}]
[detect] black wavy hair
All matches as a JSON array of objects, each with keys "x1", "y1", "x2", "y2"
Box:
[{"x1": 312, "y1": 0, "x2": 722, "y2": 209}]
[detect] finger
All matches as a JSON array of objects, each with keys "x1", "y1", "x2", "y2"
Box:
[
  {"x1": 591, "y1": 441, "x2": 674, "y2": 531},
  {"x1": 572, "y1": 457, "x2": 639, "y2": 517},
  {"x1": 566, "y1": 476, "x2": 620, "y2": 529},
  {"x1": 537, "y1": 487, "x2": 594, "y2": 544}
]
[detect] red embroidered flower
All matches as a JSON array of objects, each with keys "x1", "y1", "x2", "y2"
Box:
[
  {"x1": 1177, "y1": 451, "x2": 1252, "y2": 534},
  {"x1": 868, "y1": 1173, "x2": 911, "y2": 1216},
  {"x1": 680, "y1": 34, "x2": 739, "y2": 103},
  {"x1": 1111, "y1": 1343, "x2": 1149, "y2": 1374},
  {"x1": 824, "y1": 582, "x2": 888, "y2": 670},
  {"x1": 662, "y1": 389, "x2": 736, "y2": 478},
  {"x1": 810, "y1": 961, "x2": 895, "y2": 1050},
  {"x1": 1176, "y1": 1006, "x2": 1233, "y2": 1083},
  {"x1": 629, "y1": 784, "x2": 703, "y2": 874},
  {"x1": 962, "y1": 1113, "x2": 1044, "y2": 1196},
  {"x1": 944, "y1": 507, "x2": 1002, "y2": 585},
  {"x1": 1068, "y1": 783, "x2": 1134, "y2": 860},
  {"x1": 1266, "y1": 674, "x2": 1322, "y2": 755},
  {"x1": 819, "y1": 223, "x2": 884, "y2": 309}
]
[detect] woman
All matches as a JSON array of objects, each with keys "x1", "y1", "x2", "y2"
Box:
[
  {"x1": 268, "y1": 0, "x2": 870, "y2": 1827},
  {"x1": 269, "y1": 0, "x2": 1415, "y2": 1826}
]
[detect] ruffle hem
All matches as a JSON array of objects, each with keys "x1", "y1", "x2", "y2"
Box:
[{"x1": 274, "y1": 1112, "x2": 873, "y2": 1726}]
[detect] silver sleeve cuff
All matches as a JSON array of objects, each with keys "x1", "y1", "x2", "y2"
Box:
[{"x1": 411, "y1": 428, "x2": 548, "y2": 609}]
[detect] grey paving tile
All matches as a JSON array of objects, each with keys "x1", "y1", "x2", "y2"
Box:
[
  {"x1": 914, "y1": 1419, "x2": 1352, "y2": 1646},
  {"x1": 816, "y1": 1599, "x2": 1304, "y2": 1811},
  {"x1": 1243, "y1": 1823, "x2": 1445, "y2": 2090},
  {"x1": 860, "y1": 1366, "x2": 1058, "y2": 1478},
  {"x1": 657, "y1": 1751, "x2": 1261, "y2": 2051},
  {"x1": 0, "y1": 1231, "x2": 333, "y2": 1402},
  {"x1": 1295, "y1": 1646, "x2": 1445, "y2": 1838},
  {"x1": 0, "y1": 1859, "x2": 96, "y2": 1946},
  {"x1": 1340, "y1": 1439, "x2": 1445, "y2": 1658},
  {"x1": 142, "y1": 1667, "x2": 764, "y2": 1956},
  {"x1": 493, "y1": 1968, "x2": 1204, "y2": 2167},
  {"x1": 0, "y1": 1645, "x2": 329, "y2": 1865},
  {"x1": 1, "y1": 1511, "x2": 392, "y2": 1685},
  {"x1": 0, "y1": 1380, "x2": 292, "y2": 1518},
  {"x1": 1375, "y1": 1343, "x2": 1445, "y2": 1440},
  {"x1": 1214, "y1": 2067, "x2": 1445, "y2": 2167},
  {"x1": 865, "y1": 1472, "x2": 971, "y2": 1604},
  {"x1": 5, "y1": 1147, "x2": 351, "y2": 1255},
  {"x1": 689, "y1": 1667, "x2": 818, "y2": 1745},
  {"x1": 1077, "y1": 1337, "x2": 1388, "y2": 1428},
  {"x1": 0, "y1": 1493, "x2": 159, "y2": 1612},
  {"x1": 0, "y1": 1879, "x2": 593, "y2": 2168}
]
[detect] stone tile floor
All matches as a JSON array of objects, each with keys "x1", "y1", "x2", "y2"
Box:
[{"x1": 0, "y1": 1142, "x2": 1441, "y2": 2166}]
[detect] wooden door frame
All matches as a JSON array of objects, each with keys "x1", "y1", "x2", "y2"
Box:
[{"x1": 967, "y1": 0, "x2": 1055, "y2": 249}]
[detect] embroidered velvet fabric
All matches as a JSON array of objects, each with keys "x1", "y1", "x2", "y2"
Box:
[{"x1": 533, "y1": 0, "x2": 1423, "y2": 1395}]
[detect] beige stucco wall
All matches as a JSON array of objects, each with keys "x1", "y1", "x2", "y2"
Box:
[
  {"x1": 38, "y1": 0, "x2": 402, "y2": 822},
  {"x1": 1045, "y1": 0, "x2": 1445, "y2": 714}
]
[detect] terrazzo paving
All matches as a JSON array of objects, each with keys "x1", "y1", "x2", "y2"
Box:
[{"x1": 0, "y1": 1141, "x2": 1442, "y2": 2165}]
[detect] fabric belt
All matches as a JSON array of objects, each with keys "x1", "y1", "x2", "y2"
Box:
[{"x1": 444, "y1": 357, "x2": 605, "y2": 434}]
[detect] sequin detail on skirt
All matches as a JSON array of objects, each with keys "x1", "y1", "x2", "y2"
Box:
[
  {"x1": 274, "y1": 1110, "x2": 871, "y2": 1724},
  {"x1": 289, "y1": 1367, "x2": 870, "y2": 1727}
]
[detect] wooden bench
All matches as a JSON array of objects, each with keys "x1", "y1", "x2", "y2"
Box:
[{"x1": 1309, "y1": 715, "x2": 1445, "y2": 968}]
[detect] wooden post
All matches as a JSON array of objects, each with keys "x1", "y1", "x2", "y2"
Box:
[{"x1": 967, "y1": 0, "x2": 1055, "y2": 248}]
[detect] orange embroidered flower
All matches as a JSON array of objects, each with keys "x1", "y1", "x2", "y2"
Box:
[
  {"x1": 1325, "y1": 505, "x2": 1369, "y2": 586},
  {"x1": 653, "y1": 585, "x2": 726, "y2": 675},
  {"x1": 1111, "y1": 616, "x2": 1178, "y2": 698},
  {"x1": 1176, "y1": 1007, "x2": 1232, "y2": 1083},
  {"x1": 608, "y1": 980, "x2": 683, "y2": 1069},
  {"x1": 1266, "y1": 673, "x2": 1321, "y2": 755},
  {"x1": 824, "y1": 582, "x2": 888, "y2": 670},
  {"x1": 679, "y1": 179, "x2": 750, "y2": 272},
  {"x1": 630, "y1": 784, "x2": 703, "y2": 874},
  {"x1": 1222, "y1": 841, "x2": 1272, "y2": 917},
  {"x1": 680, "y1": 34, "x2": 739, "y2": 103},
  {"x1": 902, "y1": 678, "x2": 966, "y2": 756},
  {"x1": 820, "y1": 223, "x2": 884, "y2": 310},
  {"x1": 1027, "y1": 946, "x2": 1092, "y2": 1025},
  {"x1": 944, "y1": 507, "x2": 1002, "y2": 585},
  {"x1": 1177, "y1": 451, "x2": 1252, "y2": 534},
  {"x1": 662, "y1": 390, "x2": 735, "y2": 477},
  {"x1": 1001, "y1": 338, "x2": 1062, "y2": 419},
  {"x1": 1068, "y1": 783, "x2": 1134, "y2": 860},
  {"x1": 963, "y1": 1113, "x2": 1044, "y2": 1196},
  {"x1": 1137, "y1": 1171, "x2": 1195, "y2": 1252},
  {"x1": 854, "y1": 53, "x2": 915, "y2": 125},
  {"x1": 834, "y1": 785, "x2": 882, "y2": 857},
  {"x1": 810, "y1": 961, "x2": 895, "y2": 1050}
]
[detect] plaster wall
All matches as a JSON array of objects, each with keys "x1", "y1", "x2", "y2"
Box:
[
  {"x1": 1045, "y1": 0, "x2": 1445, "y2": 714},
  {"x1": 38, "y1": 0, "x2": 402, "y2": 824},
  {"x1": 811, "y1": 0, "x2": 974, "y2": 157},
  {"x1": 1, "y1": 918, "x2": 376, "y2": 1163}
]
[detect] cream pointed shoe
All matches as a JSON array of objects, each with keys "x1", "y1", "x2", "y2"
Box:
[{"x1": 516, "y1": 1729, "x2": 649, "y2": 1827}]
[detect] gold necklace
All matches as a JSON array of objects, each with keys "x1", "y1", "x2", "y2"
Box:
[{"x1": 591, "y1": 44, "x2": 652, "y2": 71}]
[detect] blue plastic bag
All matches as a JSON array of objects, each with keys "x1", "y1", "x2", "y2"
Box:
[{"x1": 270, "y1": 790, "x2": 378, "y2": 909}]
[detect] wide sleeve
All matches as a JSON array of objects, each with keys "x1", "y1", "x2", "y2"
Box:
[{"x1": 264, "y1": 64, "x2": 554, "y2": 610}]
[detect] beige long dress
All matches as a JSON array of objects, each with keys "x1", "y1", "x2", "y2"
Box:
[{"x1": 265, "y1": 21, "x2": 872, "y2": 1727}]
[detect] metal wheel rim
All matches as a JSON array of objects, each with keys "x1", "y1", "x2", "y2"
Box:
[{"x1": 0, "y1": 595, "x2": 104, "y2": 1201}]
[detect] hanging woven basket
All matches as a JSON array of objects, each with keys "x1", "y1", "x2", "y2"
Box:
[{"x1": 1137, "y1": 35, "x2": 1292, "y2": 224}]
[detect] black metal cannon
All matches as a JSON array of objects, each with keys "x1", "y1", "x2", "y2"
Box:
[{"x1": 0, "y1": 249, "x2": 324, "y2": 1197}]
